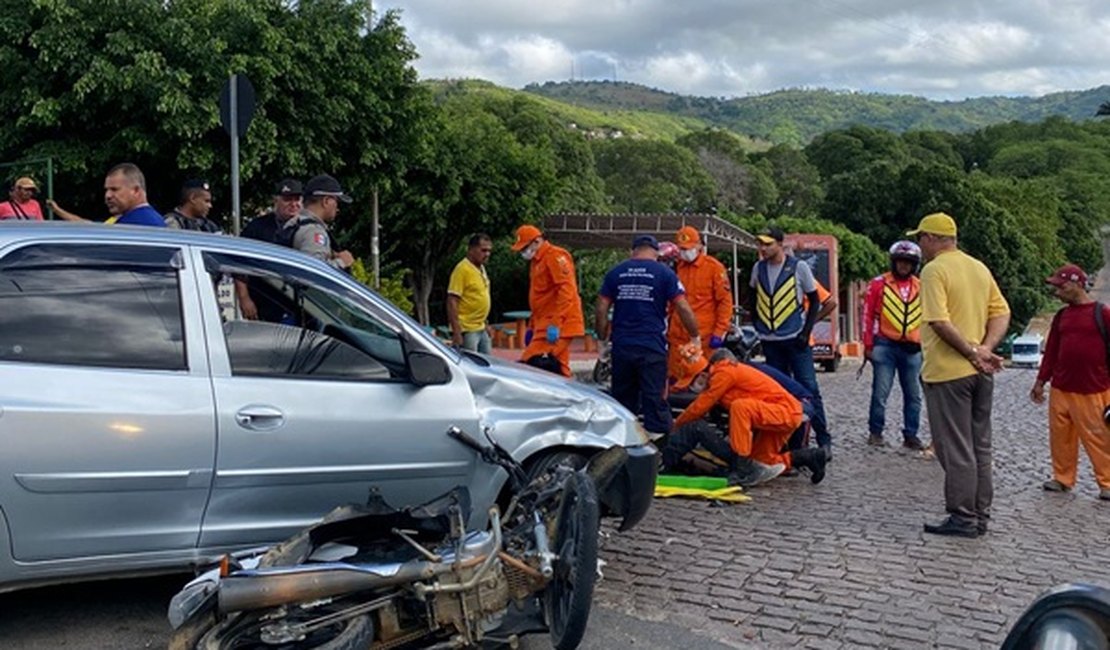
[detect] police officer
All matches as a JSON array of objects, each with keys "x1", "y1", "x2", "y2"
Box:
[
  {"x1": 164, "y1": 179, "x2": 221, "y2": 232},
  {"x1": 279, "y1": 174, "x2": 354, "y2": 271}
]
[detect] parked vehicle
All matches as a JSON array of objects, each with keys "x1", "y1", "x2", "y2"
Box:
[
  {"x1": 784, "y1": 234, "x2": 841, "y2": 372},
  {"x1": 0, "y1": 224, "x2": 655, "y2": 593},
  {"x1": 1011, "y1": 333, "x2": 1044, "y2": 368},
  {"x1": 169, "y1": 427, "x2": 620, "y2": 649}
]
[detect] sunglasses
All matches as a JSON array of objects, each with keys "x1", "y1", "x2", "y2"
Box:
[{"x1": 16, "y1": 186, "x2": 35, "y2": 192}]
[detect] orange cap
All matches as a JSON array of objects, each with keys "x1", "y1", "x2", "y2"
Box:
[
  {"x1": 675, "y1": 226, "x2": 700, "y2": 250},
  {"x1": 672, "y1": 343, "x2": 709, "y2": 390},
  {"x1": 511, "y1": 224, "x2": 543, "y2": 252}
]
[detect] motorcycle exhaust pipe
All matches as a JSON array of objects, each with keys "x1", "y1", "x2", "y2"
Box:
[{"x1": 218, "y1": 562, "x2": 438, "y2": 614}]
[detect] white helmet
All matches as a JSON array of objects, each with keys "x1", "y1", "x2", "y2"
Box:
[{"x1": 889, "y1": 240, "x2": 921, "y2": 263}]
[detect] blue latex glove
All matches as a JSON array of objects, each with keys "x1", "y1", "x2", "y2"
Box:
[
  {"x1": 546, "y1": 325, "x2": 560, "y2": 344},
  {"x1": 524, "y1": 328, "x2": 534, "y2": 346},
  {"x1": 709, "y1": 335, "x2": 723, "y2": 349}
]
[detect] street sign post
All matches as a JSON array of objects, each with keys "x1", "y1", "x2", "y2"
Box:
[{"x1": 219, "y1": 74, "x2": 256, "y2": 235}]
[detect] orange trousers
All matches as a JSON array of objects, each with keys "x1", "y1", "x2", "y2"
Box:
[
  {"x1": 522, "y1": 337, "x2": 573, "y2": 378},
  {"x1": 1048, "y1": 387, "x2": 1110, "y2": 489},
  {"x1": 727, "y1": 399, "x2": 804, "y2": 469}
]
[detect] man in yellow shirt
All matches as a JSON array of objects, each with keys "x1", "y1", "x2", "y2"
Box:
[
  {"x1": 447, "y1": 234, "x2": 493, "y2": 353},
  {"x1": 909, "y1": 212, "x2": 1010, "y2": 538}
]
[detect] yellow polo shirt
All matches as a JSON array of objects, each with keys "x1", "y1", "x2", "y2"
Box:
[
  {"x1": 919, "y1": 249, "x2": 1010, "y2": 383},
  {"x1": 447, "y1": 258, "x2": 490, "y2": 332}
]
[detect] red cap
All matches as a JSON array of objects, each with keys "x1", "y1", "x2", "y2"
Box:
[
  {"x1": 511, "y1": 225, "x2": 542, "y2": 252},
  {"x1": 1046, "y1": 264, "x2": 1087, "y2": 287}
]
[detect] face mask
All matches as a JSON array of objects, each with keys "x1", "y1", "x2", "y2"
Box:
[
  {"x1": 689, "y1": 374, "x2": 708, "y2": 394},
  {"x1": 680, "y1": 248, "x2": 699, "y2": 263}
]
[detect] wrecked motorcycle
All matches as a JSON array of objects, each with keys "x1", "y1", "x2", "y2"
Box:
[{"x1": 168, "y1": 427, "x2": 625, "y2": 650}]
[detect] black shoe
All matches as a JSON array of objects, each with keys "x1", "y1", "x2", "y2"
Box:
[
  {"x1": 923, "y1": 517, "x2": 979, "y2": 538},
  {"x1": 820, "y1": 444, "x2": 832, "y2": 462},
  {"x1": 902, "y1": 437, "x2": 926, "y2": 451},
  {"x1": 791, "y1": 447, "x2": 828, "y2": 485},
  {"x1": 977, "y1": 520, "x2": 988, "y2": 535},
  {"x1": 867, "y1": 434, "x2": 887, "y2": 447}
]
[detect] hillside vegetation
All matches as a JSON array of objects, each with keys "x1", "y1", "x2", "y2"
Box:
[{"x1": 526, "y1": 81, "x2": 1110, "y2": 144}]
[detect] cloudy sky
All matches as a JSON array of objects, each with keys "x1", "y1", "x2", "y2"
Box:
[{"x1": 380, "y1": 0, "x2": 1110, "y2": 100}]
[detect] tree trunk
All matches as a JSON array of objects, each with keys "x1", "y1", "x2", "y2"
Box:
[{"x1": 411, "y1": 267, "x2": 434, "y2": 326}]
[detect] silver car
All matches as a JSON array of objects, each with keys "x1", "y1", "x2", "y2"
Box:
[{"x1": 0, "y1": 223, "x2": 655, "y2": 592}]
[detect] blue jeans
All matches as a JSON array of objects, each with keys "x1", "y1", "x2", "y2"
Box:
[
  {"x1": 868, "y1": 340, "x2": 922, "y2": 440},
  {"x1": 762, "y1": 338, "x2": 830, "y2": 447},
  {"x1": 611, "y1": 344, "x2": 670, "y2": 435},
  {"x1": 461, "y1": 329, "x2": 491, "y2": 354}
]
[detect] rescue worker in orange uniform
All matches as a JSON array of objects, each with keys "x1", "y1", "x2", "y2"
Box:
[
  {"x1": 510, "y1": 225, "x2": 585, "y2": 377},
  {"x1": 672, "y1": 345, "x2": 829, "y2": 484},
  {"x1": 861, "y1": 241, "x2": 926, "y2": 450},
  {"x1": 667, "y1": 226, "x2": 733, "y2": 382}
]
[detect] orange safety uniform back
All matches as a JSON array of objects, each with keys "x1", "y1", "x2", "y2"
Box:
[
  {"x1": 673, "y1": 359, "x2": 801, "y2": 430},
  {"x1": 528, "y1": 240, "x2": 585, "y2": 336}
]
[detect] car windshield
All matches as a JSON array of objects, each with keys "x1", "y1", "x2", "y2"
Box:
[{"x1": 1013, "y1": 344, "x2": 1040, "y2": 354}]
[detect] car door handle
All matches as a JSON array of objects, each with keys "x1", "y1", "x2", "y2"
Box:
[{"x1": 235, "y1": 406, "x2": 285, "y2": 430}]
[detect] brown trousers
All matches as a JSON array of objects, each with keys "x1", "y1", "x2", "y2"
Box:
[{"x1": 923, "y1": 373, "x2": 995, "y2": 524}]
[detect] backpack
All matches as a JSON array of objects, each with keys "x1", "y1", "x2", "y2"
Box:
[
  {"x1": 273, "y1": 215, "x2": 317, "y2": 249},
  {"x1": 1049, "y1": 301, "x2": 1110, "y2": 372}
]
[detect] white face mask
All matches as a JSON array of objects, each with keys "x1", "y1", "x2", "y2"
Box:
[{"x1": 680, "y1": 248, "x2": 699, "y2": 263}]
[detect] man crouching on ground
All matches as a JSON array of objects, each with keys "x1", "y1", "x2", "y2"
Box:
[{"x1": 670, "y1": 346, "x2": 828, "y2": 486}]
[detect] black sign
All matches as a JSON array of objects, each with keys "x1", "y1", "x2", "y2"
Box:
[{"x1": 219, "y1": 75, "x2": 256, "y2": 137}]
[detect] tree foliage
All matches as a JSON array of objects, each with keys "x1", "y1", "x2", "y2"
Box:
[{"x1": 592, "y1": 138, "x2": 716, "y2": 213}]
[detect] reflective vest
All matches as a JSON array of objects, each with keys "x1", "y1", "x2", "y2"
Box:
[
  {"x1": 878, "y1": 273, "x2": 921, "y2": 343},
  {"x1": 754, "y1": 257, "x2": 803, "y2": 337}
]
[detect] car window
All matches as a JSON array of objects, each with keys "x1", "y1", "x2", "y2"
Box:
[
  {"x1": 0, "y1": 243, "x2": 186, "y2": 370},
  {"x1": 203, "y1": 252, "x2": 406, "y2": 381}
]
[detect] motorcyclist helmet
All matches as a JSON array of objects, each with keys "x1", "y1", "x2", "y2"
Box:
[
  {"x1": 889, "y1": 240, "x2": 921, "y2": 275},
  {"x1": 658, "y1": 241, "x2": 680, "y2": 263}
]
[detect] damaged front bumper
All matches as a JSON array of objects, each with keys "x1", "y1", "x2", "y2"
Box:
[{"x1": 587, "y1": 443, "x2": 657, "y2": 531}]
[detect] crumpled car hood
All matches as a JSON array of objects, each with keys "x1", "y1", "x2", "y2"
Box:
[{"x1": 457, "y1": 354, "x2": 644, "y2": 454}]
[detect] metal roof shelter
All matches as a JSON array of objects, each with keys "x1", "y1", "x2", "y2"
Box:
[
  {"x1": 539, "y1": 212, "x2": 760, "y2": 308},
  {"x1": 539, "y1": 212, "x2": 759, "y2": 254}
]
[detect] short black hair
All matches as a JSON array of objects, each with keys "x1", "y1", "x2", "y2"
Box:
[
  {"x1": 468, "y1": 233, "x2": 492, "y2": 248},
  {"x1": 179, "y1": 179, "x2": 210, "y2": 205}
]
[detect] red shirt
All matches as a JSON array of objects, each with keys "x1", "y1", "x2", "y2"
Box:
[
  {"x1": 0, "y1": 199, "x2": 43, "y2": 220},
  {"x1": 1036, "y1": 302, "x2": 1110, "y2": 394}
]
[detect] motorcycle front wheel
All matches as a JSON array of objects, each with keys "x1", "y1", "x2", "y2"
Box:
[
  {"x1": 544, "y1": 471, "x2": 600, "y2": 650},
  {"x1": 174, "y1": 600, "x2": 374, "y2": 650}
]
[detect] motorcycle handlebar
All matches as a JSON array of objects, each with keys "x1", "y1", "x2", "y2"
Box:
[{"x1": 447, "y1": 426, "x2": 486, "y2": 454}]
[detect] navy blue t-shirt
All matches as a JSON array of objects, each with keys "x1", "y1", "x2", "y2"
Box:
[
  {"x1": 114, "y1": 204, "x2": 166, "y2": 227},
  {"x1": 600, "y1": 259, "x2": 684, "y2": 354}
]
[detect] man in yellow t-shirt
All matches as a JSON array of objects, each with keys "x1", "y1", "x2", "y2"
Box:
[
  {"x1": 909, "y1": 212, "x2": 1010, "y2": 539},
  {"x1": 447, "y1": 234, "x2": 493, "y2": 353}
]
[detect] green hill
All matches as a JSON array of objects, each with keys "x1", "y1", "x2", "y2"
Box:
[
  {"x1": 525, "y1": 80, "x2": 1110, "y2": 144},
  {"x1": 424, "y1": 79, "x2": 764, "y2": 148}
]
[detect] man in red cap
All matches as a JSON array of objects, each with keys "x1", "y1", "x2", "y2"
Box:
[
  {"x1": 1030, "y1": 263, "x2": 1110, "y2": 501},
  {"x1": 510, "y1": 224, "x2": 584, "y2": 377},
  {"x1": 667, "y1": 225, "x2": 732, "y2": 381}
]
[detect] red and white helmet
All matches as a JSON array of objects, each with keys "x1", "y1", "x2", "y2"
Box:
[
  {"x1": 658, "y1": 241, "x2": 680, "y2": 263},
  {"x1": 889, "y1": 240, "x2": 921, "y2": 263}
]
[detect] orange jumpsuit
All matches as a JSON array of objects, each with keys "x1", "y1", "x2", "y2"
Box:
[
  {"x1": 668, "y1": 253, "x2": 732, "y2": 379},
  {"x1": 672, "y1": 360, "x2": 803, "y2": 468},
  {"x1": 521, "y1": 240, "x2": 585, "y2": 377}
]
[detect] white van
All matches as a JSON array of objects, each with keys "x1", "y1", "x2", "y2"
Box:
[{"x1": 1011, "y1": 333, "x2": 1045, "y2": 368}]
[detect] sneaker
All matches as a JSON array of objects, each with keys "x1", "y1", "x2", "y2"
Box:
[
  {"x1": 1042, "y1": 480, "x2": 1071, "y2": 492},
  {"x1": 1099, "y1": 489, "x2": 1110, "y2": 501},
  {"x1": 902, "y1": 437, "x2": 926, "y2": 451},
  {"x1": 923, "y1": 516, "x2": 979, "y2": 538},
  {"x1": 867, "y1": 434, "x2": 887, "y2": 447},
  {"x1": 728, "y1": 459, "x2": 786, "y2": 488}
]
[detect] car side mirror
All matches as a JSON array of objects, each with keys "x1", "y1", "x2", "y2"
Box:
[
  {"x1": 1001, "y1": 583, "x2": 1110, "y2": 650},
  {"x1": 408, "y1": 350, "x2": 451, "y2": 387}
]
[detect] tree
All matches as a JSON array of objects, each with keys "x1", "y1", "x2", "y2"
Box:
[
  {"x1": 592, "y1": 139, "x2": 716, "y2": 213},
  {"x1": 0, "y1": 1, "x2": 428, "y2": 234},
  {"x1": 677, "y1": 128, "x2": 778, "y2": 215},
  {"x1": 750, "y1": 145, "x2": 824, "y2": 218},
  {"x1": 805, "y1": 125, "x2": 911, "y2": 181},
  {"x1": 383, "y1": 95, "x2": 560, "y2": 324}
]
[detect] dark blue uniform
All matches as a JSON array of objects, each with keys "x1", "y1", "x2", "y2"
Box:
[{"x1": 600, "y1": 259, "x2": 684, "y2": 434}]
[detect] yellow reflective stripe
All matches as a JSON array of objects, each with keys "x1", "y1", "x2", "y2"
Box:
[
  {"x1": 881, "y1": 286, "x2": 922, "y2": 337},
  {"x1": 768, "y1": 275, "x2": 799, "y2": 330},
  {"x1": 756, "y1": 284, "x2": 772, "y2": 324}
]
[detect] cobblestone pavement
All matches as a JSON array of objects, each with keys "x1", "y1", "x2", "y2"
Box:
[{"x1": 593, "y1": 361, "x2": 1110, "y2": 649}]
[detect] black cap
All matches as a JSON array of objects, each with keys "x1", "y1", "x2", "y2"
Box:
[
  {"x1": 304, "y1": 174, "x2": 352, "y2": 203},
  {"x1": 632, "y1": 234, "x2": 660, "y2": 250},
  {"x1": 182, "y1": 178, "x2": 210, "y2": 192},
  {"x1": 273, "y1": 178, "x2": 303, "y2": 196},
  {"x1": 757, "y1": 226, "x2": 785, "y2": 244}
]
